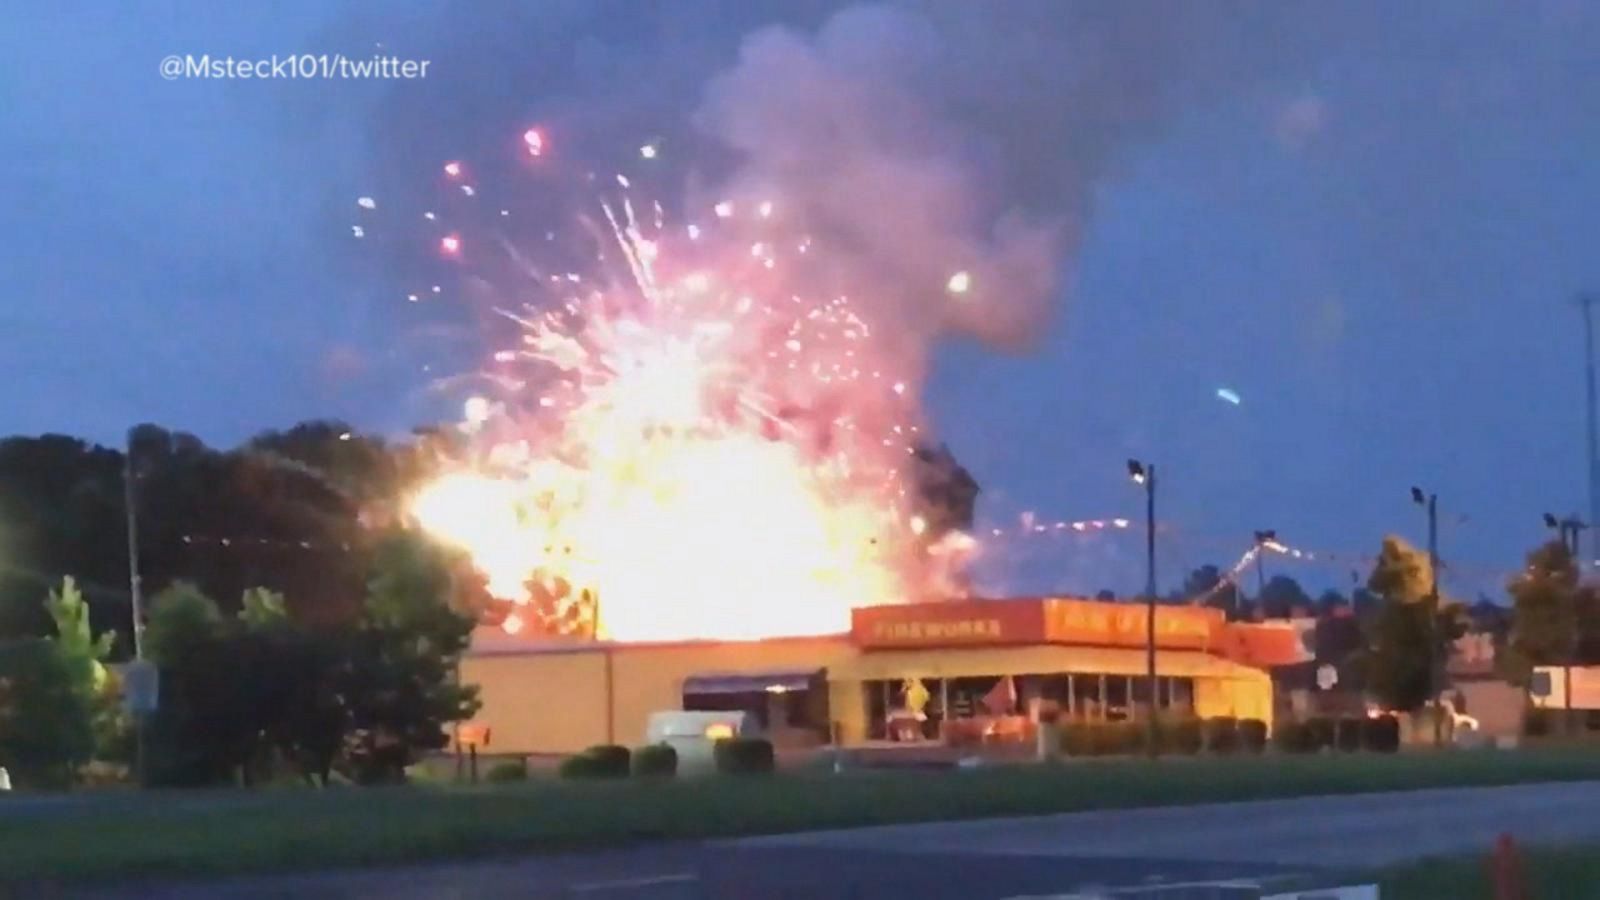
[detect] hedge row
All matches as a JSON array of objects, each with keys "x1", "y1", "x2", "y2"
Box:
[
  {"x1": 1274, "y1": 715, "x2": 1399, "y2": 753},
  {"x1": 558, "y1": 738, "x2": 775, "y2": 780},
  {"x1": 1058, "y1": 717, "x2": 1268, "y2": 757}
]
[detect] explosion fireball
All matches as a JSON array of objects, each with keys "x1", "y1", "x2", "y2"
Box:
[{"x1": 401, "y1": 132, "x2": 974, "y2": 642}]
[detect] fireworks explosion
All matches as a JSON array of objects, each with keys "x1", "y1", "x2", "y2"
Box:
[{"x1": 389, "y1": 133, "x2": 976, "y2": 642}]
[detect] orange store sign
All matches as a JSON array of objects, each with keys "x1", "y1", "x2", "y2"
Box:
[
  {"x1": 1044, "y1": 599, "x2": 1220, "y2": 650},
  {"x1": 852, "y1": 598, "x2": 1221, "y2": 650}
]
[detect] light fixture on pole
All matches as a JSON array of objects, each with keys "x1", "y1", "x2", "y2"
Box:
[{"x1": 1127, "y1": 458, "x2": 1158, "y2": 758}]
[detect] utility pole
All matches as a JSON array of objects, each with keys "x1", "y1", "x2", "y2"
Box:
[
  {"x1": 1253, "y1": 530, "x2": 1277, "y2": 618},
  {"x1": 1582, "y1": 294, "x2": 1600, "y2": 565},
  {"x1": 1128, "y1": 460, "x2": 1158, "y2": 759},
  {"x1": 123, "y1": 430, "x2": 144, "y2": 659},
  {"x1": 1412, "y1": 487, "x2": 1443, "y2": 747},
  {"x1": 122, "y1": 428, "x2": 149, "y2": 786}
]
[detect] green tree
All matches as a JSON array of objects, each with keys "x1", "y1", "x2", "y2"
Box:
[
  {"x1": 238, "y1": 587, "x2": 288, "y2": 630},
  {"x1": 1506, "y1": 540, "x2": 1600, "y2": 734},
  {"x1": 1260, "y1": 574, "x2": 1312, "y2": 619},
  {"x1": 44, "y1": 577, "x2": 115, "y2": 688},
  {"x1": 143, "y1": 581, "x2": 223, "y2": 666},
  {"x1": 340, "y1": 531, "x2": 480, "y2": 784},
  {"x1": 1360, "y1": 536, "x2": 1465, "y2": 714},
  {"x1": 0, "y1": 639, "x2": 95, "y2": 787},
  {"x1": 1182, "y1": 564, "x2": 1242, "y2": 618}
]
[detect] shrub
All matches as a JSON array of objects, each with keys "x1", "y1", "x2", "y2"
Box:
[
  {"x1": 1060, "y1": 722, "x2": 1095, "y2": 756},
  {"x1": 714, "y1": 737, "x2": 775, "y2": 775},
  {"x1": 584, "y1": 744, "x2": 632, "y2": 777},
  {"x1": 1238, "y1": 719, "x2": 1267, "y2": 754},
  {"x1": 1335, "y1": 718, "x2": 1363, "y2": 753},
  {"x1": 1162, "y1": 717, "x2": 1203, "y2": 755},
  {"x1": 631, "y1": 743, "x2": 678, "y2": 778},
  {"x1": 558, "y1": 744, "x2": 631, "y2": 779},
  {"x1": 1362, "y1": 714, "x2": 1401, "y2": 753},
  {"x1": 485, "y1": 759, "x2": 527, "y2": 783},
  {"x1": 1103, "y1": 722, "x2": 1146, "y2": 756},
  {"x1": 557, "y1": 754, "x2": 598, "y2": 779},
  {"x1": 1203, "y1": 717, "x2": 1239, "y2": 755},
  {"x1": 1524, "y1": 707, "x2": 1552, "y2": 737},
  {"x1": 1304, "y1": 716, "x2": 1336, "y2": 752},
  {"x1": 1273, "y1": 721, "x2": 1308, "y2": 753}
]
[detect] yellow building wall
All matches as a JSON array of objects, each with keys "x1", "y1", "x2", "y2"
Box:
[
  {"x1": 462, "y1": 636, "x2": 856, "y2": 755},
  {"x1": 1195, "y1": 675, "x2": 1274, "y2": 729},
  {"x1": 461, "y1": 650, "x2": 607, "y2": 756}
]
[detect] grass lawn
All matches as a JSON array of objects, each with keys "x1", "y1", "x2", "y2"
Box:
[
  {"x1": 1378, "y1": 842, "x2": 1600, "y2": 899},
  {"x1": 2, "y1": 748, "x2": 1599, "y2": 886}
]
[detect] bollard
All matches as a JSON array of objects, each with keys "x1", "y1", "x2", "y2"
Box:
[{"x1": 1490, "y1": 832, "x2": 1526, "y2": 900}]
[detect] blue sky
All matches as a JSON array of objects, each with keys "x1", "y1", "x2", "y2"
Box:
[{"x1": 4, "y1": 1, "x2": 1598, "y2": 599}]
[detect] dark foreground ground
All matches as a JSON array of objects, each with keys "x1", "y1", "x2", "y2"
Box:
[{"x1": 53, "y1": 781, "x2": 1600, "y2": 899}]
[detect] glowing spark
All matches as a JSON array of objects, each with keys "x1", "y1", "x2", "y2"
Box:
[
  {"x1": 946, "y1": 271, "x2": 971, "y2": 294},
  {"x1": 440, "y1": 234, "x2": 462, "y2": 256},
  {"x1": 423, "y1": 211, "x2": 436, "y2": 221},
  {"x1": 461, "y1": 185, "x2": 476, "y2": 197},
  {"x1": 523, "y1": 128, "x2": 544, "y2": 157},
  {"x1": 356, "y1": 196, "x2": 376, "y2": 210},
  {"x1": 443, "y1": 161, "x2": 463, "y2": 178},
  {"x1": 407, "y1": 132, "x2": 950, "y2": 642},
  {"x1": 1217, "y1": 387, "x2": 1242, "y2": 405},
  {"x1": 351, "y1": 225, "x2": 365, "y2": 238}
]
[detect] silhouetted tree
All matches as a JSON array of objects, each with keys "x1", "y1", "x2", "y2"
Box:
[
  {"x1": 1360, "y1": 536, "x2": 1466, "y2": 713},
  {"x1": 1259, "y1": 575, "x2": 1312, "y2": 619}
]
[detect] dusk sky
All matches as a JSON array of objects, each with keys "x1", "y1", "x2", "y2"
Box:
[{"x1": 5, "y1": 1, "x2": 1599, "y2": 600}]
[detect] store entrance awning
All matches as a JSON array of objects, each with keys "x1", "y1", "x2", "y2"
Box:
[{"x1": 683, "y1": 669, "x2": 821, "y2": 695}]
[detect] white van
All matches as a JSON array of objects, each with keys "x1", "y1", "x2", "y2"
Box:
[{"x1": 645, "y1": 710, "x2": 756, "y2": 775}]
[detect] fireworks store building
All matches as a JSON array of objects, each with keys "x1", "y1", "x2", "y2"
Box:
[{"x1": 460, "y1": 597, "x2": 1278, "y2": 757}]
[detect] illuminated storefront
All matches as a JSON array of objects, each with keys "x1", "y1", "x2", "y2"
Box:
[{"x1": 460, "y1": 597, "x2": 1276, "y2": 756}]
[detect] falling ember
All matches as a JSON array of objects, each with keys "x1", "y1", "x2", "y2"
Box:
[
  {"x1": 439, "y1": 234, "x2": 462, "y2": 256},
  {"x1": 639, "y1": 144, "x2": 658, "y2": 159},
  {"x1": 443, "y1": 161, "x2": 463, "y2": 178},
  {"x1": 946, "y1": 271, "x2": 972, "y2": 294},
  {"x1": 407, "y1": 139, "x2": 971, "y2": 642},
  {"x1": 356, "y1": 196, "x2": 377, "y2": 210}
]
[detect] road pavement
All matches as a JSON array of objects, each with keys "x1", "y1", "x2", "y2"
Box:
[{"x1": 61, "y1": 781, "x2": 1600, "y2": 899}]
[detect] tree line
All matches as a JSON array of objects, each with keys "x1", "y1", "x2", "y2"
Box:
[{"x1": 0, "y1": 420, "x2": 979, "y2": 788}]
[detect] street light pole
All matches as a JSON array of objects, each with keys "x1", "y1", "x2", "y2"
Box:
[
  {"x1": 1544, "y1": 512, "x2": 1587, "y2": 734},
  {"x1": 123, "y1": 431, "x2": 144, "y2": 660},
  {"x1": 1128, "y1": 460, "x2": 1158, "y2": 759},
  {"x1": 1412, "y1": 487, "x2": 1442, "y2": 747}
]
